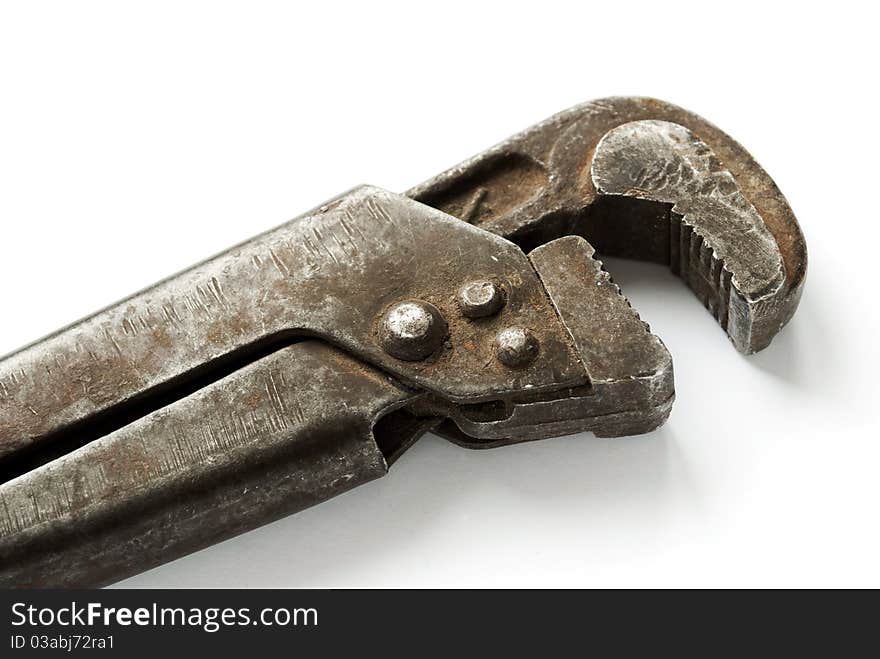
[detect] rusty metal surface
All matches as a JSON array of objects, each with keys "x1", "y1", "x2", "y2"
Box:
[
  {"x1": 0, "y1": 186, "x2": 583, "y2": 463},
  {"x1": 0, "y1": 341, "x2": 417, "y2": 587},
  {"x1": 439, "y1": 236, "x2": 673, "y2": 445},
  {"x1": 0, "y1": 97, "x2": 806, "y2": 586},
  {"x1": 409, "y1": 96, "x2": 806, "y2": 353}
]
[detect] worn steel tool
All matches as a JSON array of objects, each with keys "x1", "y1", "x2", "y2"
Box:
[{"x1": 0, "y1": 97, "x2": 806, "y2": 587}]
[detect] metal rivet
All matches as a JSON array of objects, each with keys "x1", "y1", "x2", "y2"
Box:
[
  {"x1": 495, "y1": 327, "x2": 539, "y2": 368},
  {"x1": 457, "y1": 280, "x2": 505, "y2": 318},
  {"x1": 379, "y1": 300, "x2": 447, "y2": 361}
]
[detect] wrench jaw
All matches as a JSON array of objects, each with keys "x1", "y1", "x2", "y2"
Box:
[
  {"x1": 436, "y1": 234, "x2": 674, "y2": 446},
  {"x1": 410, "y1": 97, "x2": 807, "y2": 355},
  {"x1": 589, "y1": 120, "x2": 789, "y2": 354}
]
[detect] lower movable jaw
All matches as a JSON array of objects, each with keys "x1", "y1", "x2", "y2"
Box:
[{"x1": 438, "y1": 234, "x2": 674, "y2": 446}]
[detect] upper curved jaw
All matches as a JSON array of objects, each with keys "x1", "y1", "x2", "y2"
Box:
[
  {"x1": 409, "y1": 96, "x2": 806, "y2": 356},
  {"x1": 590, "y1": 119, "x2": 786, "y2": 354}
]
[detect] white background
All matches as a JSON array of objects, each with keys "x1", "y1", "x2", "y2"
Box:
[{"x1": 1, "y1": 1, "x2": 877, "y2": 588}]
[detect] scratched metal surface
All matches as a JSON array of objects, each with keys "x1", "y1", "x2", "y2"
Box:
[
  {"x1": 0, "y1": 186, "x2": 583, "y2": 462},
  {"x1": 0, "y1": 97, "x2": 807, "y2": 586},
  {"x1": 0, "y1": 341, "x2": 415, "y2": 587}
]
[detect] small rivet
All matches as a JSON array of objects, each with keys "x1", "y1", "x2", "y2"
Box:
[
  {"x1": 379, "y1": 300, "x2": 447, "y2": 361},
  {"x1": 458, "y1": 280, "x2": 505, "y2": 318},
  {"x1": 495, "y1": 326, "x2": 539, "y2": 368}
]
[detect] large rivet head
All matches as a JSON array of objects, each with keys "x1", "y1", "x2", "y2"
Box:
[
  {"x1": 458, "y1": 280, "x2": 505, "y2": 318},
  {"x1": 495, "y1": 326, "x2": 539, "y2": 368},
  {"x1": 379, "y1": 300, "x2": 447, "y2": 361}
]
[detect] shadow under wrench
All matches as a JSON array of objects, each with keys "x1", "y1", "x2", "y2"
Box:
[{"x1": 113, "y1": 421, "x2": 700, "y2": 587}]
